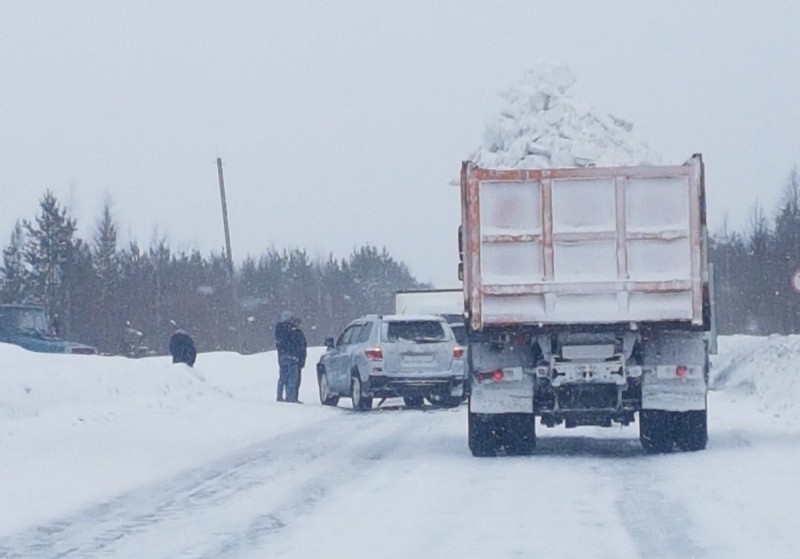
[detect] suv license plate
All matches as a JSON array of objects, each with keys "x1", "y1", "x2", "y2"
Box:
[{"x1": 403, "y1": 354, "x2": 434, "y2": 365}]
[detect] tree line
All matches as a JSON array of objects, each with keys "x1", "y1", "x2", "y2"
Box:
[
  {"x1": 711, "y1": 167, "x2": 800, "y2": 336},
  {"x1": 3, "y1": 168, "x2": 800, "y2": 355},
  {"x1": 0, "y1": 192, "x2": 427, "y2": 354}
]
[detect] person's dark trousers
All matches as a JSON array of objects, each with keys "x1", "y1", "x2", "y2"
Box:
[
  {"x1": 282, "y1": 358, "x2": 301, "y2": 402},
  {"x1": 277, "y1": 355, "x2": 296, "y2": 401}
]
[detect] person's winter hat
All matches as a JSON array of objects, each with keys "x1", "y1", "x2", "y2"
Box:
[{"x1": 280, "y1": 310, "x2": 294, "y2": 322}]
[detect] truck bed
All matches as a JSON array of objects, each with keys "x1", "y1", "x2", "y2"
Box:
[{"x1": 460, "y1": 155, "x2": 706, "y2": 329}]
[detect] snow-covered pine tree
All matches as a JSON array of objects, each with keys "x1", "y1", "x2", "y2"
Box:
[
  {"x1": 23, "y1": 190, "x2": 77, "y2": 319},
  {"x1": 93, "y1": 200, "x2": 119, "y2": 291},
  {"x1": 91, "y1": 201, "x2": 121, "y2": 349}
]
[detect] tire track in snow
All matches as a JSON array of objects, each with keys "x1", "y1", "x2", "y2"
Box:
[
  {"x1": 0, "y1": 408, "x2": 422, "y2": 559},
  {"x1": 612, "y1": 455, "x2": 708, "y2": 559},
  {"x1": 182, "y1": 409, "x2": 428, "y2": 559}
]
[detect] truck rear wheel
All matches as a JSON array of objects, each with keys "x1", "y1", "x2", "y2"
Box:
[
  {"x1": 468, "y1": 412, "x2": 500, "y2": 457},
  {"x1": 503, "y1": 413, "x2": 536, "y2": 455},
  {"x1": 674, "y1": 410, "x2": 708, "y2": 451},
  {"x1": 639, "y1": 410, "x2": 673, "y2": 453}
]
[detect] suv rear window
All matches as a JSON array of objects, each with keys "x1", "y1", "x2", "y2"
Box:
[{"x1": 384, "y1": 320, "x2": 448, "y2": 343}]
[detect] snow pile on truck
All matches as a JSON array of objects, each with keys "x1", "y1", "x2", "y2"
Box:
[{"x1": 471, "y1": 62, "x2": 659, "y2": 169}]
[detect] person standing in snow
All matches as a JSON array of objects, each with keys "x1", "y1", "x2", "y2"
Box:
[
  {"x1": 275, "y1": 311, "x2": 307, "y2": 402},
  {"x1": 169, "y1": 329, "x2": 197, "y2": 367}
]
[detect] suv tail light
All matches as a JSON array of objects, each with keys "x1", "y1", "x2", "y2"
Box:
[
  {"x1": 476, "y1": 369, "x2": 505, "y2": 383},
  {"x1": 453, "y1": 346, "x2": 464, "y2": 359},
  {"x1": 364, "y1": 347, "x2": 383, "y2": 360}
]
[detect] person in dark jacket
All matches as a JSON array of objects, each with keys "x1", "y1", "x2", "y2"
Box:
[
  {"x1": 169, "y1": 329, "x2": 197, "y2": 367},
  {"x1": 275, "y1": 311, "x2": 307, "y2": 402}
]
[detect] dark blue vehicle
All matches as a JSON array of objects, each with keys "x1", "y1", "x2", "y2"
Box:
[{"x1": 0, "y1": 304, "x2": 97, "y2": 355}]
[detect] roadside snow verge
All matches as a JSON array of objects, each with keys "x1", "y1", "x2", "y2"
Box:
[{"x1": 711, "y1": 335, "x2": 800, "y2": 422}]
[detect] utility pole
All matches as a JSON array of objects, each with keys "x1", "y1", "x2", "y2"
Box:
[{"x1": 217, "y1": 157, "x2": 243, "y2": 352}]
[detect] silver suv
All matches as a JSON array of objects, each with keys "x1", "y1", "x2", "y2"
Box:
[{"x1": 316, "y1": 314, "x2": 466, "y2": 410}]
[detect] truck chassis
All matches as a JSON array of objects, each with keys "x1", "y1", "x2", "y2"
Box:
[{"x1": 467, "y1": 325, "x2": 709, "y2": 456}]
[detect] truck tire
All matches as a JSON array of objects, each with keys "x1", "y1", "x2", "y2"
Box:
[
  {"x1": 639, "y1": 410, "x2": 673, "y2": 453},
  {"x1": 351, "y1": 374, "x2": 373, "y2": 411},
  {"x1": 674, "y1": 410, "x2": 708, "y2": 451},
  {"x1": 468, "y1": 412, "x2": 500, "y2": 457},
  {"x1": 503, "y1": 413, "x2": 536, "y2": 455}
]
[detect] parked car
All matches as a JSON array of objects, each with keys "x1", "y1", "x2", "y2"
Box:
[
  {"x1": 0, "y1": 304, "x2": 97, "y2": 355},
  {"x1": 316, "y1": 314, "x2": 466, "y2": 410}
]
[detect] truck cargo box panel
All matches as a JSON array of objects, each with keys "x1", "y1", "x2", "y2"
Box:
[{"x1": 461, "y1": 156, "x2": 706, "y2": 329}]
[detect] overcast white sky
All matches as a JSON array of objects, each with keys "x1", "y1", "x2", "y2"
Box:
[{"x1": 2, "y1": 1, "x2": 799, "y2": 286}]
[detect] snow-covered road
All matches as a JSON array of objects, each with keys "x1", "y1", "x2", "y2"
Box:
[{"x1": 1, "y1": 337, "x2": 799, "y2": 558}]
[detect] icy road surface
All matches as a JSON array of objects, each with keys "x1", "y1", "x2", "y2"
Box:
[{"x1": 0, "y1": 337, "x2": 798, "y2": 558}]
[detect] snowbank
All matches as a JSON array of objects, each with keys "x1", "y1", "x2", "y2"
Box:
[
  {"x1": 711, "y1": 334, "x2": 800, "y2": 422},
  {"x1": 470, "y1": 62, "x2": 659, "y2": 169},
  {"x1": 0, "y1": 344, "x2": 251, "y2": 423}
]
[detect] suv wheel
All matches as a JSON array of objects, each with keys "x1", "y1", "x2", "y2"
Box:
[
  {"x1": 317, "y1": 367, "x2": 339, "y2": 407},
  {"x1": 351, "y1": 374, "x2": 373, "y2": 411}
]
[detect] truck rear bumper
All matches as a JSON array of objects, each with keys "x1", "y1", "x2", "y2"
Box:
[
  {"x1": 642, "y1": 377, "x2": 707, "y2": 411},
  {"x1": 469, "y1": 377, "x2": 534, "y2": 414}
]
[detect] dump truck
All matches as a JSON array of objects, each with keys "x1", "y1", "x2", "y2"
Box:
[{"x1": 459, "y1": 154, "x2": 711, "y2": 456}]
